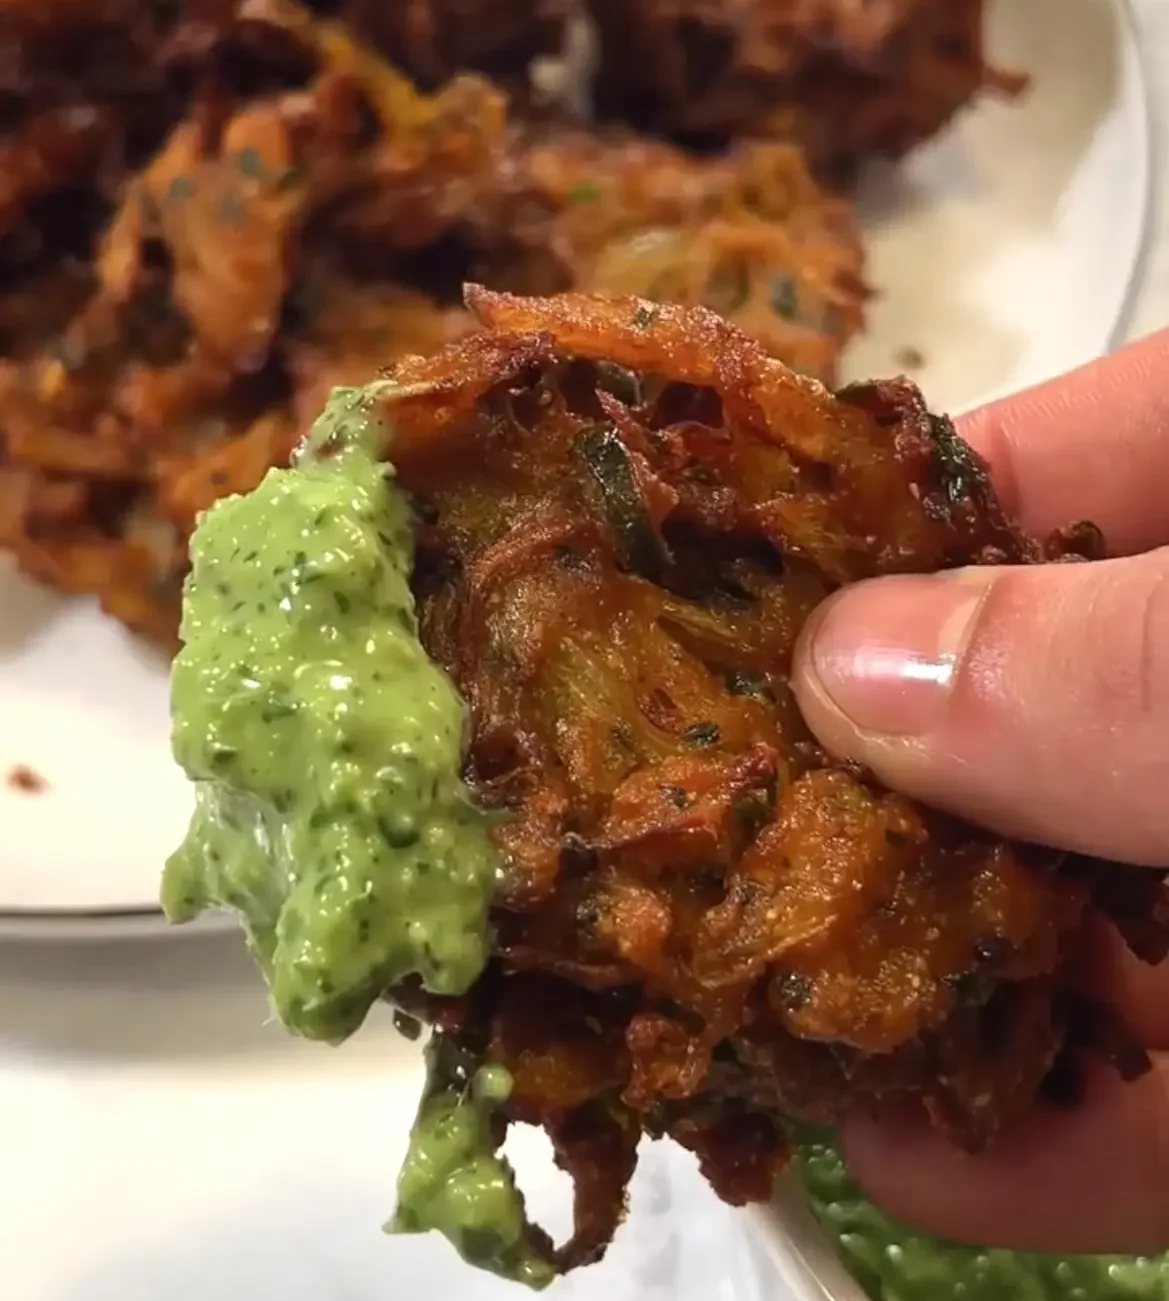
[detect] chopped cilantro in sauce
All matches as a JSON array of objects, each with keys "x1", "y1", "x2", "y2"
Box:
[{"x1": 164, "y1": 384, "x2": 500, "y2": 1043}]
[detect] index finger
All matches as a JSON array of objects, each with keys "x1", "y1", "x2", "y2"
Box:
[{"x1": 958, "y1": 329, "x2": 1169, "y2": 556}]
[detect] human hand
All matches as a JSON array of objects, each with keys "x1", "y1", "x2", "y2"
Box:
[{"x1": 791, "y1": 331, "x2": 1169, "y2": 1256}]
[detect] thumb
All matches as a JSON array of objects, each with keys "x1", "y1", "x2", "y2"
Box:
[{"x1": 792, "y1": 550, "x2": 1169, "y2": 866}]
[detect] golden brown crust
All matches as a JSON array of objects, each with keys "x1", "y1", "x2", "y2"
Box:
[
  {"x1": 0, "y1": 0, "x2": 864, "y2": 637},
  {"x1": 583, "y1": 0, "x2": 1026, "y2": 176},
  {"x1": 331, "y1": 0, "x2": 567, "y2": 90},
  {"x1": 377, "y1": 287, "x2": 1169, "y2": 1269}
]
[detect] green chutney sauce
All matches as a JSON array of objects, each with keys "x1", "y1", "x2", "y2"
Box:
[
  {"x1": 162, "y1": 382, "x2": 552, "y2": 1286},
  {"x1": 390, "y1": 1036, "x2": 555, "y2": 1289},
  {"x1": 796, "y1": 1139, "x2": 1169, "y2": 1301}
]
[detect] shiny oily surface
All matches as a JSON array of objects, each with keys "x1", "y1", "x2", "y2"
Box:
[{"x1": 164, "y1": 386, "x2": 500, "y2": 1043}]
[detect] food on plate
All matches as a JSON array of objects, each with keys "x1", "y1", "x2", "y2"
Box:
[
  {"x1": 0, "y1": 0, "x2": 863, "y2": 645},
  {"x1": 474, "y1": 126, "x2": 866, "y2": 375},
  {"x1": 796, "y1": 1135, "x2": 1169, "y2": 1301},
  {"x1": 163, "y1": 289, "x2": 1169, "y2": 1288},
  {"x1": 331, "y1": 0, "x2": 569, "y2": 90},
  {"x1": 0, "y1": 0, "x2": 562, "y2": 85},
  {"x1": 583, "y1": 0, "x2": 1026, "y2": 176},
  {"x1": 163, "y1": 375, "x2": 501, "y2": 1042}
]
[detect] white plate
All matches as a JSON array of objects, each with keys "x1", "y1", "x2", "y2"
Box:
[
  {"x1": 0, "y1": 0, "x2": 1154, "y2": 926},
  {"x1": 840, "y1": 0, "x2": 1151, "y2": 408}
]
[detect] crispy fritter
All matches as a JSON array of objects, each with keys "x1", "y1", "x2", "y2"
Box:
[
  {"x1": 0, "y1": 0, "x2": 864, "y2": 641},
  {"x1": 583, "y1": 0, "x2": 1026, "y2": 176},
  {"x1": 475, "y1": 128, "x2": 865, "y2": 379},
  {"x1": 374, "y1": 288, "x2": 1167, "y2": 1273},
  {"x1": 333, "y1": 0, "x2": 568, "y2": 90}
]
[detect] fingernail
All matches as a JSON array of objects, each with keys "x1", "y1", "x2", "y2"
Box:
[{"x1": 806, "y1": 574, "x2": 987, "y2": 737}]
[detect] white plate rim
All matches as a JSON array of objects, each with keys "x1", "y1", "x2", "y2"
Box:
[
  {"x1": 0, "y1": 905, "x2": 235, "y2": 940},
  {"x1": 1089, "y1": 0, "x2": 1156, "y2": 355}
]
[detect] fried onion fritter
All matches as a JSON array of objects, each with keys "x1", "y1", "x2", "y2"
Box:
[
  {"x1": 370, "y1": 287, "x2": 1167, "y2": 1274},
  {"x1": 0, "y1": 0, "x2": 866, "y2": 641},
  {"x1": 474, "y1": 127, "x2": 865, "y2": 379},
  {"x1": 582, "y1": 0, "x2": 1026, "y2": 176},
  {"x1": 332, "y1": 0, "x2": 568, "y2": 90}
]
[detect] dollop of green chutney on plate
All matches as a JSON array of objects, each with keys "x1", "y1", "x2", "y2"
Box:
[
  {"x1": 796, "y1": 1137, "x2": 1169, "y2": 1301},
  {"x1": 162, "y1": 383, "x2": 552, "y2": 1286}
]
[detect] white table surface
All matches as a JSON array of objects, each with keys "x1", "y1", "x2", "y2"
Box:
[
  {"x1": 1, "y1": 932, "x2": 765, "y2": 1301},
  {"x1": 6, "y1": 4, "x2": 1169, "y2": 1298}
]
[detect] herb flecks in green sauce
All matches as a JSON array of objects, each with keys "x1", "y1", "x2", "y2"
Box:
[
  {"x1": 796, "y1": 1137, "x2": 1169, "y2": 1301},
  {"x1": 162, "y1": 383, "x2": 499, "y2": 1044},
  {"x1": 390, "y1": 1037, "x2": 556, "y2": 1290},
  {"x1": 164, "y1": 382, "x2": 560, "y2": 1287}
]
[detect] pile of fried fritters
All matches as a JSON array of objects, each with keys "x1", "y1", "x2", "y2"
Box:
[{"x1": 0, "y1": 0, "x2": 1015, "y2": 642}]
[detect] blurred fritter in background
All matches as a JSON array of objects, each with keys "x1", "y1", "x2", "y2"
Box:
[{"x1": 0, "y1": 0, "x2": 1018, "y2": 644}]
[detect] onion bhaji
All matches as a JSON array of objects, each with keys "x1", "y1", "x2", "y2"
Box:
[
  {"x1": 0, "y1": 0, "x2": 865, "y2": 643},
  {"x1": 582, "y1": 0, "x2": 1026, "y2": 175},
  {"x1": 370, "y1": 287, "x2": 1169, "y2": 1274},
  {"x1": 330, "y1": 0, "x2": 568, "y2": 91}
]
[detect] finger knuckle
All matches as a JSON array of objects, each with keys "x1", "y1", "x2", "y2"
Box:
[
  {"x1": 1075, "y1": 556, "x2": 1169, "y2": 727},
  {"x1": 1134, "y1": 558, "x2": 1169, "y2": 722}
]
